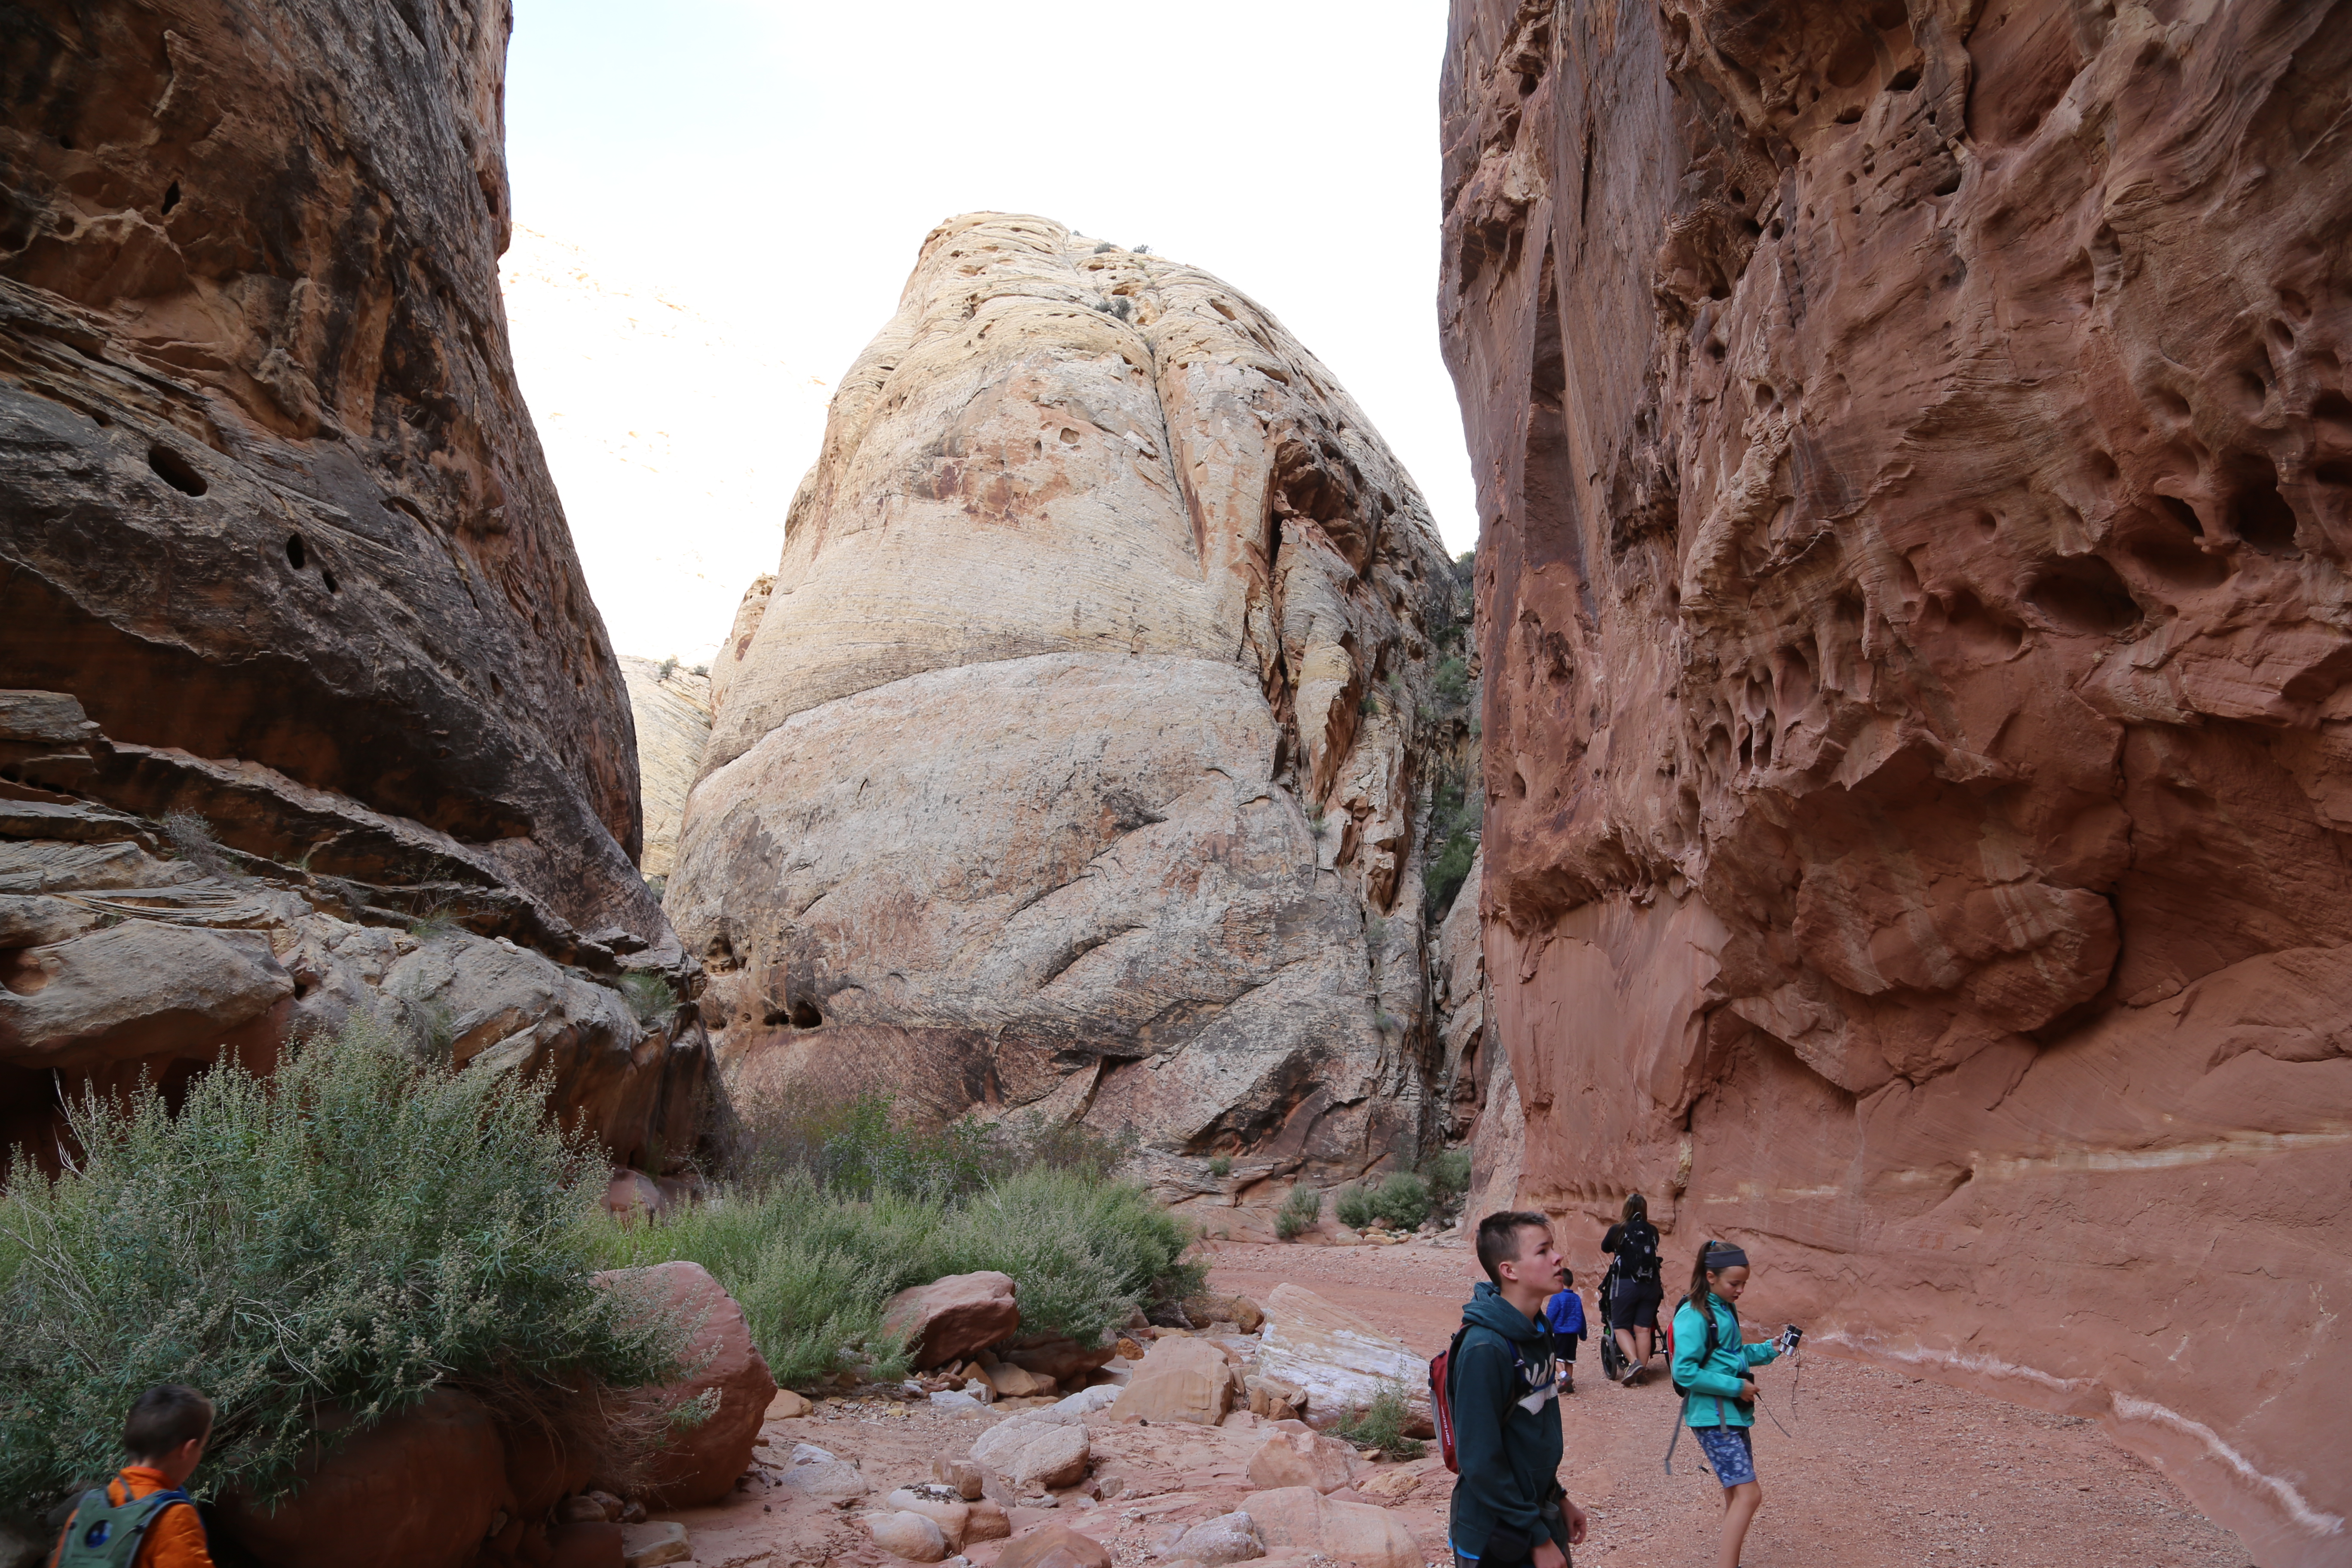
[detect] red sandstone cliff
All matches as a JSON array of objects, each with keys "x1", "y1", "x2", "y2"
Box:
[
  {"x1": 1439, "y1": 1, "x2": 2349, "y2": 1561},
  {"x1": 0, "y1": 3, "x2": 706, "y2": 1164}
]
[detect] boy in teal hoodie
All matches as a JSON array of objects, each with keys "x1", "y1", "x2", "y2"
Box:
[{"x1": 1447, "y1": 1211, "x2": 1591, "y2": 1568}]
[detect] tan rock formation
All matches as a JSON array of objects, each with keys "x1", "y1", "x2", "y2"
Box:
[
  {"x1": 0, "y1": 3, "x2": 709, "y2": 1158},
  {"x1": 618, "y1": 657, "x2": 713, "y2": 881},
  {"x1": 671, "y1": 215, "x2": 1459, "y2": 1187},
  {"x1": 1440, "y1": 1, "x2": 2352, "y2": 1561}
]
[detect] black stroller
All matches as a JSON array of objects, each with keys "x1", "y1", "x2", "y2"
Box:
[{"x1": 1595, "y1": 1256, "x2": 1629, "y2": 1381}]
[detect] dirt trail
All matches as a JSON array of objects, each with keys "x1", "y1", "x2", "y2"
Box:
[
  {"x1": 655, "y1": 1240, "x2": 2248, "y2": 1568},
  {"x1": 1208, "y1": 1242, "x2": 2249, "y2": 1568}
]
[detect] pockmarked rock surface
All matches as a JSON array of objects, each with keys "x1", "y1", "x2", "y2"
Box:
[
  {"x1": 0, "y1": 5, "x2": 711, "y2": 1157},
  {"x1": 619, "y1": 658, "x2": 713, "y2": 882},
  {"x1": 669, "y1": 214, "x2": 1460, "y2": 1194},
  {"x1": 1439, "y1": 1, "x2": 2352, "y2": 1561}
]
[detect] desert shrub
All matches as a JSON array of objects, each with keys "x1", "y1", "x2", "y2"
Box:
[
  {"x1": 1425, "y1": 834, "x2": 1476, "y2": 920},
  {"x1": 1423, "y1": 1147, "x2": 1473, "y2": 1208},
  {"x1": 1329, "y1": 1380, "x2": 1426, "y2": 1461},
  {"x1": 159, "y1": 810, "x2": 233, "y2": 877},
  {"x1": 1431, "y1": 655, "x2": 1473, "y2": 715},
  {"x1": 609, "y1": 1100, "x2": 1190, "y2": 1386},
  {"x1": 1370, "y1": 1171, "x2": 1432, "y2": 1229},
  {"x1": 1208, "y1": 1155, "x2": 1233, "y2": 1178},
  {"x1": 1275, "y1": 1183, "x2": 1322, "y2": 1240},
  {"x1": 1333, "y1": 1182, "x2": 1377, "y2": 1230},
  {"x1": 618, "y1": 971, "x2": 678, "y2": 1032},
  {"x1": 657, "y1": 655, "x2": 678, "y2": 680},
  {"x1": 0, "y1": 1016, "x2": 685, "y2": 1519}
]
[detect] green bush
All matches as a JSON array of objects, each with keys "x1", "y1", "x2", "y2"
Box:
[
  {"x1": 604, "y1": 1100, "x2": 1195, "y2": 1388},
  {"x1": 1275, "y1": 1183, "x2": 1322, "y2": 1240},
  {"x1": 1432, "y1": 655, "x2": 1473, "y2": 715},
  {"x1": 1337, "y1": 1172, "x2": 1433, "y2": 1232},
  {"x1": 619, "y1": 971, "x2": 677, "y2": 1032},
  {"x1": 1424, "y1": 1147, "x2": 1473, "y2": 1207},
  {"x1": 0, "y1": 1017, "x2": 685, "y2": 1518},
  {"x1": 1329, "y1": 1380, "x2": 1426, "y2": 1461},
  {"x1": 715, "y1": 1091, "x2": 1131, "y2": 1204},
  {"x1": 1208, "y1": 1155, "x2": 1233, "y2": 1178}
]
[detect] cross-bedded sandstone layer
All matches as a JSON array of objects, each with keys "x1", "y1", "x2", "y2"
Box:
[
  {"x1": 1440, "y1": 1, "x2": 2349, "y2": 1560},
  {"x1": 671, "y1": 214, "x2": 1463, "y2": 1198},
  {"x1": 1, "y1": 2, "x2": 705, "y2": 1159}
]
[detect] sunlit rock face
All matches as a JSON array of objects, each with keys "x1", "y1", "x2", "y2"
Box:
[
  {"x1": 0, "y1": 2, "x2": 708, "y2": 1158},
  {"x1": 671, "y1": 214, "x2": 1461, "y2": 1191},
  {"x1": 1439, "y1": 1, "x2": 2350, "y2": 1560}
]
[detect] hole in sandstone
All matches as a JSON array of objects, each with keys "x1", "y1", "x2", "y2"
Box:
[
  {"x1": 1706, "y1": 338, "x2": 1726, "y2": 362},
  {"x1": 1928, "y1": 587, "x2": 2025, "y2": 657},
  {"x1": 2024, "y1": 556, "x2": 2142, "y2": 634},
  {"x1": 788, "y1": 998, "x2": 822, "y2": 1029},
  {"x1": 1827, "y1": 35, "x2": 1875, "y2": 87},
  {"x1": 1975, "y1": 511, "x2": 1999, "y2": 536},
  {"x1": 2315, "y1": 462, "x2": 2352, "y2": 487},
  {"x1": 2151, "y1": 387, "x2": 2191, "y2": 420},
  {"x1": 161, "y1": 181, "x2": 181, "y2": 214},
  {"x1": 2227, "y1": 457, "x2": 2298, "y2": 552},
  {"x1": 2232, "y1": 372, "x2": 2269, "y2": 413},
  {"x1": 1931, "y1": 168, "x2": 1963, "y2": 197},
  {"x1": 2114, "y1": 507, "x2": 2226, "y2": 590},
  {"x1": 1834, "y1": 106, "x2": 1863, "y2": 124},
  {"x1": 2266, "y1": 319, "x2": 2295, "y2": 353},
  {"x1": 1059, "y1": 427, "x2": 1081, "y2": 444},
  {"x1": 2313, "y1": 391, "x2": 2352, "y2": 439},
  {"x1": 58, "y1": 135, "x2": 74, "y2": 150},
  {"x1": 322, "y1": 569, "x2": 338, "y2": 594},
  {"x1": 1886, "y1": 65, "x2": 1921, "y2": 91},
  {"x1": 1869, "y1": 0, "x2": 1907, "y2": 25},
  {"x1": 2158, "y1": 495, "x2": 2206, "y2": 536},
  {"x1": 285, "y1": 534, "x2": 306, "y2": 569},
  {"x1": 147, "y1": 444, "x2": 207, "y2": 496},
  {"x1": 2276, "y1": 286, "x2": 2311, "y2": 321},
  {"x1": 2087, "y1": 449, "x2": 2119, "y2": 481},
  {"x1": 1729, "y1": 187, "x2": 1746, "y2": 205}
]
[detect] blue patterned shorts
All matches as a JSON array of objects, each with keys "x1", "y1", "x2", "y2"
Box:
[{"x1": 1694, "y1": 1425, "x2": 1757, "y2": 1487}]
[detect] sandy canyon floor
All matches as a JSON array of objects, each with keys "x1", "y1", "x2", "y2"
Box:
[{"x1": 660, "y1": 1242, "x2": 2248, "y2": 1568}]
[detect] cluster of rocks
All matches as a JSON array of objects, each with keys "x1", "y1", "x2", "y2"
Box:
[{"x1": 802, "y1": 1280, "x2": 1435, "y2": 1568}]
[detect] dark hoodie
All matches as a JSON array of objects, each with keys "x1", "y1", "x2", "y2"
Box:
[{"x1": 1448, "y1": 1280, "x2": 1565, "y2": 1560}]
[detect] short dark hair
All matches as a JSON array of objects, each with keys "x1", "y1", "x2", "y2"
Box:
[
  {"x1": 1623, "y1": 1192, "x2": 1648, "y2": 1224},
  {"x1": 1476, "y1": 1210, "x2": 1551, "y2": 1285},
  {"x1": 124, "y1": 1384, "x2": 213, "y2": 1461}
]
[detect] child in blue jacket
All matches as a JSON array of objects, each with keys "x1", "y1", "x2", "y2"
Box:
[
  {"x1": 1670, "y1": 1241, "x2": 1794, "y2": 1568},
  {"x1": 1540, "y1": 1271, "x2": 1585, "y2": 1393}
]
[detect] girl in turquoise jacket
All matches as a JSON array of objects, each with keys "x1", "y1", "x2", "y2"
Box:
[{"x1": 1669, "y1": 1241, "x2": 1794, "y2": 1568}]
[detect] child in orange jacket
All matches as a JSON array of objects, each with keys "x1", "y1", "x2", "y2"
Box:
[{"x1": 49, "y1": 1385, "x2": 215, "y2": 1568}]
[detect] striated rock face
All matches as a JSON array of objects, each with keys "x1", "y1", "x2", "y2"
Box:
[
  {"x1": 0, "y1": 1, "x2": 664, "y2": 951},
  {"x1": 671, "y1": 214, "x2": 1460, "y2": 1190},
  {"x1": 0, "y1": 4, "x2": 708, "y2": 1158},
  {"x1": 1441, "y1": 1, "x2": 2351, "y2": 1560},
  {"x1": 618, "y1": 657, "x2": 713, "y2": 882}
]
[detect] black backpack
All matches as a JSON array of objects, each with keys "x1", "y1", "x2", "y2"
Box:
[{"x1": 1616, "y1": 1221, "x2": 1662, "y2": 1283}]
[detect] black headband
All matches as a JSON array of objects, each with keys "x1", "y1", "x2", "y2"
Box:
[{"x1": 1703, "y1": 1243, "x2": 1749, "y2": 1271}]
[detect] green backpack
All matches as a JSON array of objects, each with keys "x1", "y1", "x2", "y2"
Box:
[{"x1": 54, "y1": 1485, "x2": 195, "y2": 1568}]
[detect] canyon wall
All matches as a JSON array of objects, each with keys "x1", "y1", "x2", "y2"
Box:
[
  {"x1": 0, "y1": 1, "x2": 707, "y2": 1164},
  {"x1": 1440, "y1": 0, "x2": 2349, "y2": 1560},
  {"x1": 671, "y1": 214, "x2": 1464, "y2": 1213},
  {"x1": 619, "y1": 655, "x2": 713, "y2": 882}
]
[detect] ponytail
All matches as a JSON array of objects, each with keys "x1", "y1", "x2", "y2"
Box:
[{"x1": 1684, "y1": 1240, "x2": 1750, "y2": 1319}]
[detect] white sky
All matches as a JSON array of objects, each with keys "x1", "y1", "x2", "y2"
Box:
[{"x1": 500, "y1": 0, "x2": 1474, "y2": 665}]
